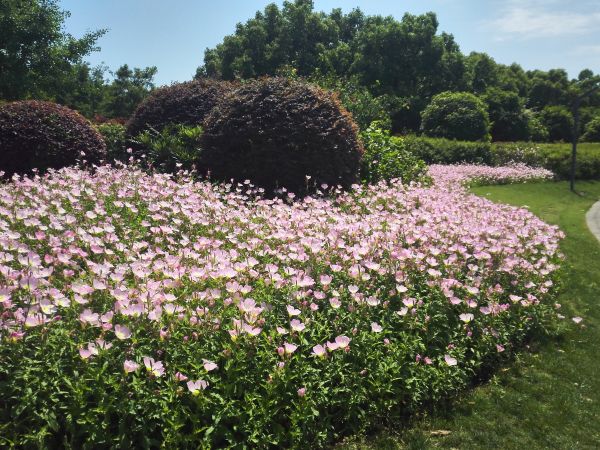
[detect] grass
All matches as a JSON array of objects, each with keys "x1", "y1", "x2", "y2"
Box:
[{"x1": 341, "y1": 180, "x2": 600, "y2": 450}]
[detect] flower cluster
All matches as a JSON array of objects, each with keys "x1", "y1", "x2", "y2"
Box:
[
  {"x1": 429, "y1": 163, "x2": 554, "y2": 187},
  {"x1": 0, "y1": 164, "x2": 563, "y2": 447}
]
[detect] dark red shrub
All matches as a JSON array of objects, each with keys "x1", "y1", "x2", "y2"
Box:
[
  {"x1": 126, "y1": 79, "x2": 234, "y2": 140},
  {"x1": 198, "y1": 77, "x2": 363, "y2": 195},
  {"x1": 0, "y1": 101, "x2": 106, "y2": 176}
]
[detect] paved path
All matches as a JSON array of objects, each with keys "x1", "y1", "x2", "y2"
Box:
[{"x1": 587, "y1": 200, "x2": 600, "y2": 243}]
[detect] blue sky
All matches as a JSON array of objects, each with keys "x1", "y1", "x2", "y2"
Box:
[{"x1": 60, "y1": 0, "x2": 600, "y2": 86}]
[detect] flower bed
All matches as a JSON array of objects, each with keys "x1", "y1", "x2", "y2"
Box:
[
  {"x1": 429, "y1": 163, "x2": 554, "y2": 188},
  {"x1": 0, "y1": 165, "x2": 562, "y2": 447}
]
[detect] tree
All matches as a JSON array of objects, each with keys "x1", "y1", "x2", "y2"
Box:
[
  {"x1": 421, "y1": 91, "x2": 490, "y2": 141},
  {"x1": 102, "y1": 65, "x2": 157, "y2": 119},
  {"x1": 466, "y1": 52, "x2": 499, "y2": 94},
  {"x1": 539, "y1": 106, "x2": 573, "y2": 142},
  {"x1": 0, "y1": 0, "x2": 106, "y2": 100},
  {"x1": 582, "y1": 116, "x2": 600, "y2": 142},
  {"x1": 483, "y1": 88, "x2": 529, "y2": 141}
]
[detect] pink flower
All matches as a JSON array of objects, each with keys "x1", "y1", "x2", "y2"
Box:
[
  {"x1": 297, "y1": 387, "x2": 306, "y2": 397},
  {"x1": 203, "y1": 359, "x2": 218, "y2": 371},
  {"x1": 286, "y1": 305, "x2": 301, "y2": 316},
  {"x1": 290, "y1": 319, "x2": 305, "y2": 332},
  {"x1": 175, "y1": 371, "x2": 188, "y2": 381},
  {"x1": 284, "y1": 342, "x2": 297, "y2": 355},
  {"x1": 371, "y1": 322, "x2": 383, "y2": 333},
  {"x1": 143, "y1": 356, "x2": 165, "y2": 377},
  {"x1": 572, "y1": 316, "x2": 583, "y2": 324},
  {"x1": 312, "y1": 344, "x2": 326, "y2": 357},
  {"x1": 459, "y1": 313, "x2": 474, "y2": 323},
  {"x1": 444, "y1": 354, "x2": 458, "y2": 366},
  {"x1": 114, "y1": 324, "x2": 132, "y2": 340},
  {"x1": 79, "y1": 347, "x2": 94, "y2": 360},
  {"x1": 334, "y1": 335, "x2": 351, "y2": 349},
  {"x1": 124, "y1": 360, "x2": 140, "y2": 373},
  {"x1": 329, "y1": 298, "x2": 341, "y2": 309},
  {"x1": 187, "y1": 379, "x2": 209, "y2": 395}
]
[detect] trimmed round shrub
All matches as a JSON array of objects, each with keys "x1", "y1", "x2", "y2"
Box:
[
  {"x1": 421, "y1": 91, "x2": 491, "y2": 142},
  {"x1": 198, "y1": 77, "x2": 363, "y2": 195},
  {"x1": 126, "y1": 79, "x2": 233, "y2": 140},
  {"x1": 0, "y1": 100, "x2": 106, "y2": 176}
]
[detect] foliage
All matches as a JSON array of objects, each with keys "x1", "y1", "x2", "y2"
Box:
[
  {"x1": 483, "y1": 88, "x2": 529, "y2": 141},
  {"x1": 199, "y1": 77, "x2": 363, "y2": 195},
  {"x1": 539, "y1": 106, "x2": 573, "y2": 142},
  {"x1": 0, "y1": 0, "x2": 106, "y2": 101},
  {"x1": 198, "y1": 2, "x2": 467, "y2": 133},
  {"x1": 401, "y1": 135, "x2": 492, "y2": 165},
  {"x1": 126, "y1": 79, "x2": 232, "y2": 151},
  {"x1": 96, "y1": 122, "x2": 127, "y2": 162},
  {"x1": 310, "y1": 74, "x2": 391, "y2": 130},
  {"x1": 0, "y1": 100, "x2": 106, "y2": 176},
  {"x1": 101, "y1": 65, "x2": 158, "y2": 119},
  {"x1": 0, "y1": 164, "x2": 562, "y2": 448},
  {"x1": 134, "y1": 124, "x2": 203, "y2": 173},
  {"x1": 525, "y1": 110, "x2": 550, "y2": 142},
  {"x1": 359, "y1": 122, "x2": 428, "y2": 184},
  {"x1": 198, "y1": 2, "x2": 600, "y2": 137},
  {"x1": 581, "y1": 116, "x2": 600, "y2": 142},
  {"x1": 421, "y1": 91, "x2": 491, "y2": 141}
]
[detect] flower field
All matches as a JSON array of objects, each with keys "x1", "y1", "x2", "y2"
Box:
[{"x1": 0, "y1": 164, "x2": 561, "y2": 447}]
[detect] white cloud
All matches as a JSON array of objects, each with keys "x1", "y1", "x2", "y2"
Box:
[
  {"x1": 574, "y1": 45, "x2": 600, "y2": 56},
  {"x1": 485, "y1": 0, "x2": 600, "y2": 40}
]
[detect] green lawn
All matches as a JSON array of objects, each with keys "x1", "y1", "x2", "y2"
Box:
[{"x1": 341, "y1": 180, "x2": 600, "y2": 450}]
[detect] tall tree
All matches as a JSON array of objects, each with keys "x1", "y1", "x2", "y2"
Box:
[
  {"x1": 102, "y1": 64, "x2": 158, "y2": 119},
  {"x1": 0, "y1": 0, "x2": 106, "y2": 100}
]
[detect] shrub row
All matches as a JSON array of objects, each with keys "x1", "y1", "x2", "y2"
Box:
[
  {"x1": 1, "y1": 80, "x2": 431, "y2": 193},
  {"x1": 401, "y1": 135, "x2": 492, "y2": 165}
]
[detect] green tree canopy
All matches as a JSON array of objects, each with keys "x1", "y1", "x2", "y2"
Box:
[
  {"x1": 483, "y1": 88, "x2": 529, "y2": 141},
  {"x1": 421, "y1": 91, "x2": 490, "y2": 141},
  {"x1": 0, "y1": 0, "x2": 106, "y2": 100}
]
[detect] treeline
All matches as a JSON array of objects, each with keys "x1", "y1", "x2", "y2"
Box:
[
  {"x1": 2, "y1": 0, "x2": 599, "y2": 141},
  {"x1": 0, "y1": 0, "x2": 157, "y2": 121},
  {"x1": 197, "y1": 0, "x2": 600, "y2": 141}
]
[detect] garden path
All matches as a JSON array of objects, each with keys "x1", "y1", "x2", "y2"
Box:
[{"x1": 586, "y1": 200, "x2": 600, "y2": 243}]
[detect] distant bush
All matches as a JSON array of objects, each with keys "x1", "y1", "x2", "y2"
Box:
[
  {"x1": 360, "y1": 122, "x2": 428, "y2": 185},
  {"x1": 401, "y1": 135, "x2": 492, "y2": 165},
  {"x1": 126, "y1": 79, "x2": 233, "y2": 151},
  {"x1": 199, "y1": 77, "x2": 363, "y2": 195},
  {"x1": 421, "y1": 91, "x2": 491, "y2": 142},
  {"x1": 582, "y1": 116, "x2": 600, "y2": 142},
  {"x1": 0, "y1": 100, "x2": 106, "y2": 176},
  {"x1": 135, "y1": 124, "x2": 203, "y2": 173},
  {"x1": 96, "y1": 122, "x2": 127, "y2": 162},
  {"x1": 539, "y1": 106, "x2": 573, "y2": 142},
  {"x1": 311, "y1": 75, "x2": 390, "y2": 130}
]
